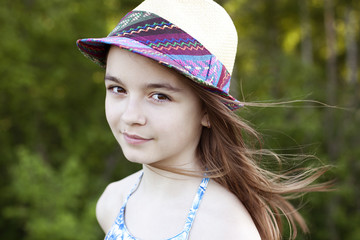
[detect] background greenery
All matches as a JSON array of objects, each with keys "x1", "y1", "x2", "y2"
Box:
[{"x1": 1, "y1": 0, "x2": 359, "y2": 239}]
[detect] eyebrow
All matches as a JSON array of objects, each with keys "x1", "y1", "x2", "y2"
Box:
[
  {"x1": 104, "y1": 74, "x2": 182, "y2": 92},
  {"x1": 145, "y1": 83, "x2": 182, "y2": 92},
  {"x1": 104, "y1": 75, "x2": 122, "y2": 84}
]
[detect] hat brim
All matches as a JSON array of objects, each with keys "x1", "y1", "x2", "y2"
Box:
[{"x1": 76, "y1": 36, "x2": 242, "y2": 110}]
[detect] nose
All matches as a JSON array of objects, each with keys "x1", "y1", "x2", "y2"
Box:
[{"x1": 121, "y1": 96, "x2": 146, "y2": 126}]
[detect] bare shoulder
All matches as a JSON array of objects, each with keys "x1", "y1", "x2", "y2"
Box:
[
  {"x1": 96, "y1": 170, "x2": 143, "y2": 233},
  {"x1": 191, "y1": 179, "x2": 261, "y2": 240}
]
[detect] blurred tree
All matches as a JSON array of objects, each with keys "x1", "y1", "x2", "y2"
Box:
[
  {"x1": 224, "y1": 0, "x2": 360, "y2": 239},
  {"x1": 0, "y1": 0, "x2": 141, "y2": 239}
]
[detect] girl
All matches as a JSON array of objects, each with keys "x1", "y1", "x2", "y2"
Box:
[{"x1": 77, "y1": 0, "x2": 328, "y2": 239}]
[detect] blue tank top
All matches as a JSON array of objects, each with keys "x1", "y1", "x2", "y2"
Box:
[{"x1": 104, "y1": 172, "x2": 210, "y2": 240}]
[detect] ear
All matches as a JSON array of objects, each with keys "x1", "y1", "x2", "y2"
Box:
[{"x1": 201, "y1": 112, "x2": 210, "y2": 128}]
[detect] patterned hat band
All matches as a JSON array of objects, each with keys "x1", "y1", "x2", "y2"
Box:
[{"x1": 77, "y1": 11, "x2": 242, "y2": 110}]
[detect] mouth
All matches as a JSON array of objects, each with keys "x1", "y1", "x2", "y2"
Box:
[{"x1": 122, "y1": 132, "x2": 152, "y2": 145}]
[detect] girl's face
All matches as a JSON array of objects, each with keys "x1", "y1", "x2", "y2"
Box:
[{"x1": 105, "y1": 46, "x2": 208, "y2": 168}]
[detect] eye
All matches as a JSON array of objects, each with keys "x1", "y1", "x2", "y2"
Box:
[
  {"x1": 151, "y1": 93, "x2": 171, "y2": 102},
  {"x1": 108, "y1": 86, "x2": 126, "y2": 94}
]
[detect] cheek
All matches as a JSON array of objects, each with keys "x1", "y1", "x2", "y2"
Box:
[
  {"x1": 105, "y1": 98, "x2": 120, "y2": 128},
  {"x1": 161, "y1": 108, "x2": 203, "y2": 139}
]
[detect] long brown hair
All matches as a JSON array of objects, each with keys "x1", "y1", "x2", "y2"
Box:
[{"x1": 186, "y1": 79, "x2": 330, "y2": 240}]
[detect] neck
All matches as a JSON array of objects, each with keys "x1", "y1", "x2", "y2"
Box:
[{"x1": 139, "y1": 164, "x2": 204, "y2": 199}]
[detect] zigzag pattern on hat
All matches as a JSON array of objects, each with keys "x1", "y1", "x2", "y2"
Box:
[
  {"x1": 115, "y1": 22, "x2": 175, "y2": 36},
  {"x1": 106, "y1": 11, "x2": 230, "y2": 91},
  {"x1": 146, "y1": 39, "x2": 204, "y2": 51}
]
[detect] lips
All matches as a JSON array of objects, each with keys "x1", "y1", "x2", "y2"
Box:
[{"x1": 122, "y1": 132, "x2": 152, "y2": 145}]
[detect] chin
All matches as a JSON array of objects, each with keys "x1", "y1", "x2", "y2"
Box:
[{"x1": 123, "y1": 153, "x2": 155, "y2": 165}]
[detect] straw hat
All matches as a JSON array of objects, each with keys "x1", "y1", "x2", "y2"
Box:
[{"x1": 77, "y1": 0, "x2": 241, "y2": 110}]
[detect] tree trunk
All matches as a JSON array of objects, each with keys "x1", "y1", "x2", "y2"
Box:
[
  {"x1": 345, "y1": 7, "x2": 358, "y2": 85},
  {"x1": 344, "y1": 4, "x2": 360, "y2": 217},
  {"x1": 324, "y1": 0, "x2": 339, "y2": 239},
  {"x1": 299, "y1": 0, "x2": 313, "y2": 64}
]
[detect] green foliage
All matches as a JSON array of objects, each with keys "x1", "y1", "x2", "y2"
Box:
[
  {"x1": 0, "y1": 0, "x2": 140, "y2": 239},
  {"x1": 227, "y1": 0, "x2": 360, "y2": 239},
  {"x1": 5, "y1": 147, "x2": 100, "y2": 240},
  {"x1": 1, "y1": 0, "x2": 359, "y2": 239}
]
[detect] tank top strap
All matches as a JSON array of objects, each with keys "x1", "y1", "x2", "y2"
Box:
[
  {"x1": 173, "y1": 176, "x2": 210, "y2": 239},
  {"x1": 120, "y1": 171, "x2": 144, "y2": 215},
  {"x1": 125, "y1": 171, "x2": 144, "y2": 203},
  {"x1": 104, "y1": 172, "x2": 144, "y2": 240}
]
